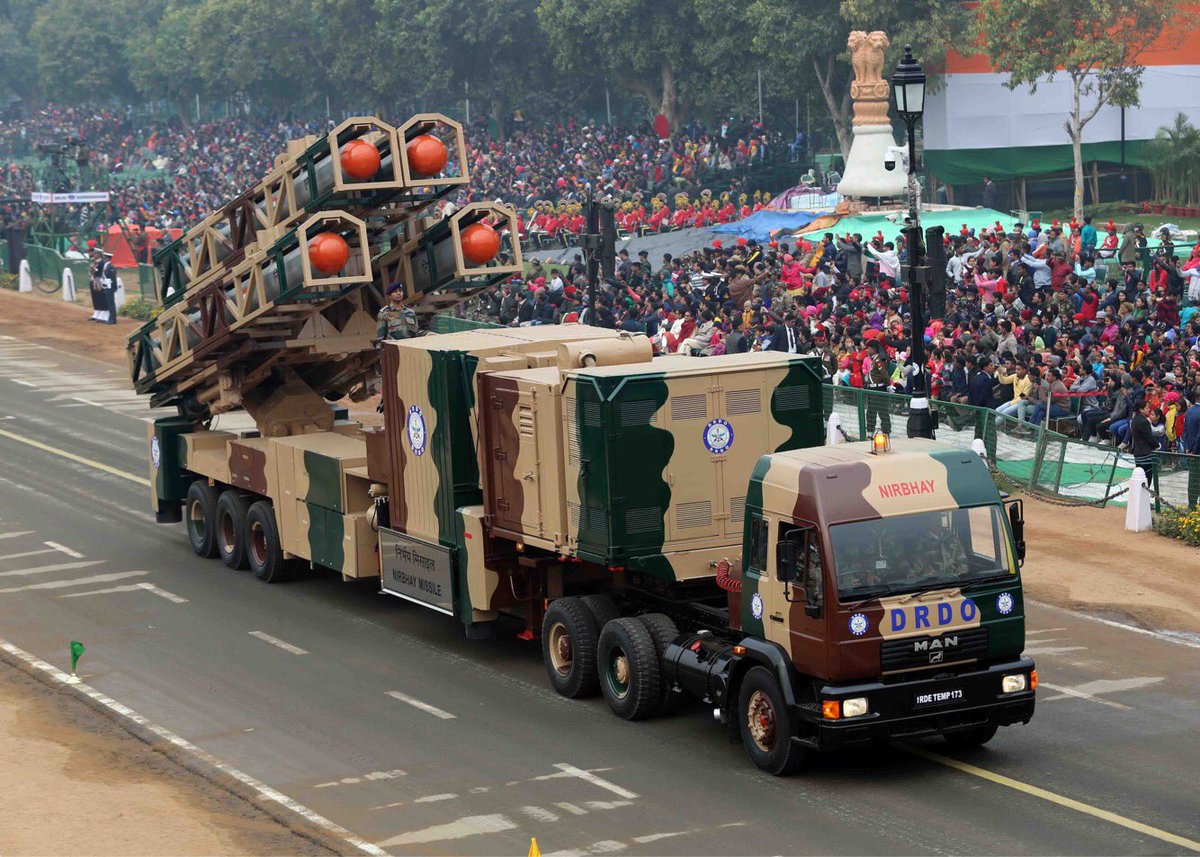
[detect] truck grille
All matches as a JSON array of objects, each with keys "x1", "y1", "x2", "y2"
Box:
[{"x1": 880, "y1": 627, "x2": 989, "y2": 673}]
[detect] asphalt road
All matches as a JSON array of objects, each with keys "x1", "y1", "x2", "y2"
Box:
[{"x1": 0, "y1": 333, "x2": 1198, "y2": 856}]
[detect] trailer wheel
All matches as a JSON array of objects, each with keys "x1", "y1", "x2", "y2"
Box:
[
  {"x1": 597, "y1": 618, "x2": 663, "y2": 721},
  {"x1": 185, "y1": 481, "x2": 220, "y2": 559},
  {"x1": 943, "y1": 723, "x2": 998, "y2": 750},
  {"x1": 738, "y1": 666, "x2": 809, "y2": 776},
  {"x1": 637, "y1": 613, "x2": 681, "y2": 715},
  {"x1": 246, "y1": 501, "x2": 290, "y2": 583},
  {"x1": 216, "y1": 490, "x2": 252, "y2": 570},
  {"x1": 580, "y1": 593, "x2": 619, "y2": 629},
  {"x1": 541, "y1": 598, "x2": 600, "y2": 699}
]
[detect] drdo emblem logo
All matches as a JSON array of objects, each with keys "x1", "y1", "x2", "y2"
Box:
[
  {"x1": 849, "y1": 613, "x2": 869, "y2": 636},
  {"x1": 702, "y1": 418, "x2": 733, "y2": 454},
  {"x1": 407, "y1": 405, "x2": 427, "y2": 456},
  {"x1": 996, "y1": 592, "x2": 1014, "y2": 615},
  {"x1": 150, "y1": 436, "x2": 161, "y2": 468},
  {"x1": 750, "y1": 592, "x2": 764, "y2": 620}
]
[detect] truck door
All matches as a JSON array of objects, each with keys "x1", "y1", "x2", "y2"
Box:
[{"x1": 763, "y1": 520, "x2": 827, "y2": 671}]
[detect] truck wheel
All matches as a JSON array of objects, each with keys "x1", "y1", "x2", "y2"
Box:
[
  {"x1": 637, "y1": 613, "x2": 681, "y2": 715},
  {"x1": 943, "y1": 723, "x2": 998, "y2": 750},
  {"x1": 597, "y1": 618, "x2": 662, "y2": 721},
  {"x1": 246, "y1": 501, "x2": 290, "y2": 583},
  {"x1": 579, "y1": 594, "x2": 619, "y2": 629},
  {"x1": 541, "y1": 598, "x2": 600, "y2": 699},
  {"x1": 185, "y1": 480, "x2": 220, "y2": 559},
  {"x1": 216, "y1": 490, "x2": 252, "y2": 570},
  {"x1": 738, "y1": 666, "x2": 809, "y2": 776}
]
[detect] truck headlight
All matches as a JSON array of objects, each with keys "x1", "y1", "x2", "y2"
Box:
[
  {"x1": 1001, "y1": 673, "x2": 1027, "y2": 693},
  {"x1": 842, "y1": 697, "x2": 869, "y2": 718}
]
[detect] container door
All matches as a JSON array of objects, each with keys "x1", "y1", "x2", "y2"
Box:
[
  {"x1": 483, "y1": 378, "x2": 528, "y2": 536},
  {"x1": 662, "y1": 376, "x2": 722, "y2": 543},
  {"x1": 715, "y1": 381, "x2": 767, "y2": 539}
]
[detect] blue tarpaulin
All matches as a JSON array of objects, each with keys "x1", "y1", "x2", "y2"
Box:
[{"x1": 710, "y1": 210, "x2": 831, "y2": 243}]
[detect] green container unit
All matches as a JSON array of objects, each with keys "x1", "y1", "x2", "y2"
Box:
[
  {"x1": 569, "y1": 354, "x2": 825, "y2": 576},
  {"x1": 149, "y1": 416, "x2": 195, "y2": 522}
]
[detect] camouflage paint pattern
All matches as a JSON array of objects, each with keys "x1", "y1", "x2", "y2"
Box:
[
  {"x1": 453, "y1": 504, "x2": 520, "y2": 624},
  {"x1": 745, "y1": 437, "x2": 1022, "y2": 682}
]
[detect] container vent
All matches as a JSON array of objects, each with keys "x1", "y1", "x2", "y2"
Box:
[
  {"x1": 582, "y1": 506, "x2": 609, "y2": 533},
  {"x1": 773, "y1": 385, "x2": 810, "y2": 412},
  {"x1": 517, "y1": 404, "x2": 535, "y2": 437},
  {"x1": 568, "y1": 502, "x2": 580, "y2": 530},
  {"x1": 671, "y1": 394, "x2": 708, "y2": 421},
  {"x1": 676, "y1": 500, "x2": 713, "y2": 529},
  {"x1": 565, "y1": 400, "x2": 580, "y2": 466},
  {"x1": 583, "y1": 401, "x2": 603, "y2": 427},
  {"x1": 624, "y1": 506, "x2": 662, "y2": 534},
  {"x1": 620, "y1": 399, "x2": 659, "y2": 426},
  {"x1": 726, "y1": 389, "x2": 761, "y2": 415},
  {"x1": 730, "y1": 495, "x2": 746, "y2": 524}
]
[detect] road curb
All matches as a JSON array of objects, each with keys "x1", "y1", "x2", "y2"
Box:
[{"x1": 0, "y1": 641, "x2": 374, "y2": 856}]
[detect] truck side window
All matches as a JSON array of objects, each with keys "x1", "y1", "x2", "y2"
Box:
[
  {"x1": 749, "y1": 514, "x2": 769, "y2": 574},
  {"x1": 779, "y1": 523, "x2": 823, "y2": 610}
]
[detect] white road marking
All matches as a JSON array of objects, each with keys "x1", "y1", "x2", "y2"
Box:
[
  {"x1": 377, "y1": 814, "x2": 516, "y2": 848},
  {"x1": 44, "y1": 541, "x2": 84, "y2": 559},
  {"x1": 556, "y1": 802, "x2": 588, "y2": 816},
  {"x1": 1029, "y1": 598, "x2": 1200, "y2": 650},
  {"x1": 0, "y1": 548, "x2": 57, "y2": 562},
  {"x1": 522, "y1": 805, "x2": 560, "y2": 823},
  {"x1": 60, "y1": 582, "x2": 154, "y2": 598},
  {"x1": 248, "y1": 630, "x2": 308, "y2": 655},
  {"x1": 6, "y1": 571, "x2": 148, "y2": 594},
  {"x1": 0, "y1": 530, "x2": 34, "y2": 540},
  {"x1": 1025, "y1": 627, "x2": 1067, "y2": 635},
  {"x1": 1041, "y1": 677, "x2": 1164, "y2": 710},
  {"x1": 414, "y1": 793, "x2": 456, "y2": 803},
  {"x1": 1024, "y1": 644, "x2": 1089, "y2": 656},
  {"x1": 139, "y1": 583, "x2": 188, "y2": 604},
  {"x1": 552, "y1": 763, "x2": 639, "y2": 799},
  {"x1": 0, "y1": 636, "x2": 386, "y2": 857},
  {"x1": 385, "y1": 690, "x2": 456, "y2": 720},
  {"x1": 0, "y1": 559, "x2": 103, "y2": 578},
  {"x1": 10, "y1": 379, "x2": 35, "y2": 387},
  {"x1": 314, "y1": 769, "x2": 406, "y2": 789},
  {"x1": 584, "y1": 800, "x2": 633, "y2": 811}
]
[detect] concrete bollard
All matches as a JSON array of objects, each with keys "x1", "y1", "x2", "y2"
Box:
[
  {"x1": 826, "y1": 413, "x2": 843, "y2": 446},
  {"x1": 62, "y1": 267, "x2": 76, "y2": 302},
  {"x1": 18, "y1": 259, "x2": 32, "y2": 292},
  {"x1": 115, "y1": 276, "x2": 126, "y2": 310},
  {"x1": 1125, "y1": 467, "x2": 1152, "y2": 532}
]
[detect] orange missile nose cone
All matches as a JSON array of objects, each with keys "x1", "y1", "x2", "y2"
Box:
[
  {"x1": 460, "y1": 222, "x2": 500, "y2": 266},
  {"x1": 340, "y1": 139, "x2": 381, "y2": 181},
  {"x1": 407, "y1": 134, "x2": 448, "y2": 178},
  {"x1": 308, "y1": 232, "x2": 350, "y2": 275}
]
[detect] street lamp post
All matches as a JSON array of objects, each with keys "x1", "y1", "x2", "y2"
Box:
[{"x1": 891, "y1": 44, "x2": 934, "y2": 440}]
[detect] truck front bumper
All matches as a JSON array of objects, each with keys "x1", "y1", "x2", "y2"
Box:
[{"x1": 800, "y1": 658, "x2": 1036, "y2": 751}]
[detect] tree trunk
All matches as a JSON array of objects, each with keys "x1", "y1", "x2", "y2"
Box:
[
  {"x1": 1070, "y1": 76, "x2": 1084, "y2": 220},
  {"x1": 813, "y1": 56, "x2": 851, "y2": 160},
  {"x1": 659, "y1": 63, "x2": 682, "y2": 130}
]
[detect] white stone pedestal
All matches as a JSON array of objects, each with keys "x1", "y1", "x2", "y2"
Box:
[{"x1": 837, "y1": 125, "x2": 907, "y2": 199}]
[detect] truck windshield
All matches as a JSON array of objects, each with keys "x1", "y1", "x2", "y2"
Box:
[{"x1": 830, "y1": 505, "x2": 1014, "y2": 601}]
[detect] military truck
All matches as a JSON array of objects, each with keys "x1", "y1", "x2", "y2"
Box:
[{"x1": 137, "y1": 119, "x2": 1035, "y2": 775}]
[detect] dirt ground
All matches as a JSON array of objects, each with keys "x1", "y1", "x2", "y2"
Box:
[
  {"x1": 2, "y1": 284, "x2": 1197, "y2": 633},
  {"x1": 0, "y1": 665, "x2": 331, "y2": 856}
]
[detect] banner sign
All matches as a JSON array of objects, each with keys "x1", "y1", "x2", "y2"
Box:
[{"x1": 30, "y1": 191, "x2": 111, "y2": 204}]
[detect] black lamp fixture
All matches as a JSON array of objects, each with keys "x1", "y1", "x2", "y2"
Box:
[{"x1": 891, "y1": 45, "x2": 926, "y2": 122}]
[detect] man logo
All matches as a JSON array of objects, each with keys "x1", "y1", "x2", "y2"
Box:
[
  {"x1": 912, "y1": 636, "x2": 958, "y2": 652},
  {"x1": 929, "y1": 651, "x2": 944, "y2": 664}
]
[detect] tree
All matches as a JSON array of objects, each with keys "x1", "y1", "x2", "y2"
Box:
[
  {"x1": 537, "y1": 0, "x2": 730, "y2": 129},
  {"x1": 971, "y1": 0, "x2": 1178, "y2": 218},
  {"x1": 125, "y1": 2, "x2": 206, "y2": 123},
  {"x1": 29, "y1": 0, "x2": 159, "y2": 102}
]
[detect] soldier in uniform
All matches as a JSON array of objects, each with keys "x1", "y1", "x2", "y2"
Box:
[
  {"x1": 97, "y1": 250, "x2": 118, "y2": 325},
  {"x1": 87, "y1": 247, "x2": 105, "y2": 322},
  {"x1": 376, "y1": 282, "x2": 416, "y2": 341}
]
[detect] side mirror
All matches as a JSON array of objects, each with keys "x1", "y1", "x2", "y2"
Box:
[
  {"x1": 778, "y1": 541, "x2": 798, "y2": 581},
  {"x1": 1006, "y1": 498, "x2": 1026, "y2": 565}
]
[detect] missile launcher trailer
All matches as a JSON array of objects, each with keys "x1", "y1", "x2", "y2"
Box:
[{"x1": 139, "y1": 117, "x2": 1034, "y2": 775}]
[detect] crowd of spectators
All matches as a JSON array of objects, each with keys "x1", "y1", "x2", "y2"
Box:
[
  {"x1": 466, "y1": 217, "x2": 1200, "y2": 482},
  {"x1": 1, "y1": 106, "x2": 785, "y2": 236}
]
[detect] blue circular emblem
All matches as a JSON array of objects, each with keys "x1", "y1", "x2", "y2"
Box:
[
  {"x1": 849, "y1": 613, "x2": 869, "y2": 636},
  {"x1": 997, "y1": 592, "x2": 1015, "y2": 615},
  {"x1": 750, "y1": 592, "x2": 764, "y2": 620},
  {"x1": 150, "y1": 436, "x2": 161, "y2": 469},
  {"x1": 407, "y1": 405, "x2": 427, "y2": 457},
  {"x1": 703, "y1": 418, "x2": 733, "y2": 454}
]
